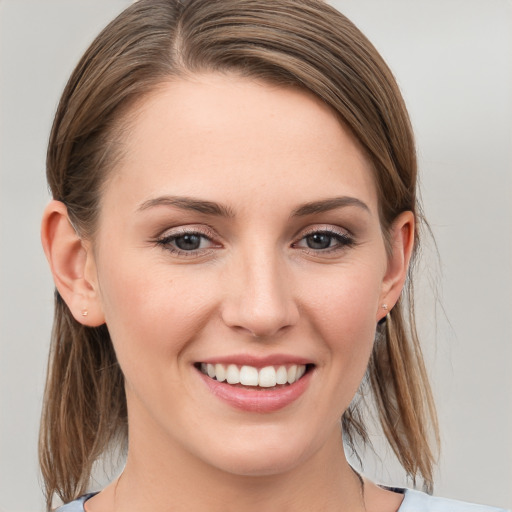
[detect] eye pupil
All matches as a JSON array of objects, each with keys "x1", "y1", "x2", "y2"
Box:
[
  {"x1": 175, "y1": 234, "x2": 201, "y2": 250},
  {"x1": 306, "y1": 233, "x2": 331, "y2": 250}
]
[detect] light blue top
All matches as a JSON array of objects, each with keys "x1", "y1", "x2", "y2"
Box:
[{"x1": 56, "y1": 488, "x2": 509, "y2": 511}]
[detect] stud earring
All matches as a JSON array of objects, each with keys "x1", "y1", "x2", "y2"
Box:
[
  {"x1": 378, "y1": 304, "x2": 389, "y2": 326},
  {"x1": 81, "y1": 308, "x2": 88, "y2": 317}
]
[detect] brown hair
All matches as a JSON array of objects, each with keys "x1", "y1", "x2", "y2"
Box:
[{"x1": 41, "y1": 0, "x2": 439, "y2": 508}]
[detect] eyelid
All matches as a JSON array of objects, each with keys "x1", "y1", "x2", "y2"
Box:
[
  {"x1": 155, "y1": 224, "x2": 218, "y2": 241},
  {"x1": 293, "y1": 224, "x2": 354, "y2": 245},
  {"x1": 153, "y1": 224, "x2": 222, "y2": 256},
  {"x1": 298, "y1": 224, "x2": 353, "y2": 238},
  {"x1": 292, "y1": 224, "x2": 356, "y2": 254}
]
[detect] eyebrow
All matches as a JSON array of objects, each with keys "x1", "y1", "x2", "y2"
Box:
[
  {"x1": 137, "y1": 195, "x2": 369, "y2": 218},
  {"x1": 137, "y1": 196, "x2": 235, "y2": 217},
  {"x1": 291, "y1": 196, "x2": 370, "y2": 217}
]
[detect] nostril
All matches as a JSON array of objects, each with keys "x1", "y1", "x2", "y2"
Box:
[{"x1": 224, "y1": 318, "x2": 298, "y2": 340}]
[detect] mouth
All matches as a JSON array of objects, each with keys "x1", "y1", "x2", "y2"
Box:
[
  {"x1": 194, "y1": 354, "x2": 316, "y2": 413},
  {"x1": 196, "y1": 362, "x2": 311, "y2": 390},
  {"x1": 194, "y1": 359, "x2": 314, "y2": 412}
]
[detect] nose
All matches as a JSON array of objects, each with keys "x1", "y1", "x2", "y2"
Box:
[{"x1": 220, "y1": 247, "x2": 299, "y2": 338}]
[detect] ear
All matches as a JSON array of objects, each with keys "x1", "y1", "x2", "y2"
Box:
[
  {"x1": 41, "y1": 200, "x2": 105, "y2": 326},
  {"x1": 377, "y1": 210, "x2": 415, "y2": 322}
]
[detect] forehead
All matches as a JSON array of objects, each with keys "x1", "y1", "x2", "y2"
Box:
[{"x1": 106, "y1": 74, "x2": 378, "y2": 214}]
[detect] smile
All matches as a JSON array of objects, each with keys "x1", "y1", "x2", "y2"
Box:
[
  {"x1": 195, "y1": 359, "x2": 314, "y2": 413},
  {"x1": 199, "y1": 363, "x2": 307, "y2": 388}
]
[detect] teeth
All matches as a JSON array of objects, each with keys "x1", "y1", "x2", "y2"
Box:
[
  {"x1": 287, "y1": 365, "x2": 297, "y2": 384},
  {"x1": 226, "y1": 364, "x2": 240, "y2": 384},
  {"x1": 258, "y1": 366, "x2": 276, "y2": 387},
  {"x1": 215, "y1": 363, "x2": 226, "y2": 382},
  {"x1": 276, "y1": 365, "x2": 288, "y2": 385},
  {"x1": 240, "y1": 366, "x2": 259, "y2": 386},
  {"x1": 199, "y1": 363, "x2": 307, "y2": 387}
]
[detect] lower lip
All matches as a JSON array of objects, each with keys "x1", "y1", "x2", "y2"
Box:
[{"x1": 198, "y1": 369, "x2": 312, "y2": 413}]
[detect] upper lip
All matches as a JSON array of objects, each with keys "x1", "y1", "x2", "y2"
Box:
[{"x1": 197, "y1": 354, "x2": 314, "y2": 368}]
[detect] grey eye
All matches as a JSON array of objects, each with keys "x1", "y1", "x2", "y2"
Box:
[
  {"x1": 174, "y1": 234, "x2": 203, "y2": 251},
  {"x1": 305, "y1": 233, "x2": 334, "y2": 250}
]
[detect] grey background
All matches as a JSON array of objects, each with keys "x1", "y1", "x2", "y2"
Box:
[{"x1": 0, "y1": 1, "x2": 510, "y2": 511}]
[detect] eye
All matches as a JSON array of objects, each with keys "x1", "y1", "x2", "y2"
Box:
[
  {"x1": 155, "y1": 227, "x2": 219, "y2": 256},
  {"x1": 293, "y1": 228, "x2": 354, "y2": 253},
  {"x1": 304, "y1": 232, "x2": 336, "y2": 250},
  {"x1": 172, "y1": 233, "x2": 206, "y2": 251}
]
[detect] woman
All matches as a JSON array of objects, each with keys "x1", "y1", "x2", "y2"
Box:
[{"x1": 39, "y1": 1, "x2": 506, "y2": 511}]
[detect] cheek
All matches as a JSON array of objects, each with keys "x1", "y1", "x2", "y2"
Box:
[
  {"x1": 301, "y1": 262, "x2": 382, "y2": 337},
  {"x1": 96, "y1": 257, "x2": 219, "y2": 371},
  {"x1": 299, "y1": 263, "x2": 382, "y2": 390}
]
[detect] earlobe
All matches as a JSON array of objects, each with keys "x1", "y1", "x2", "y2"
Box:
[
  {"x1": 41, "y1": 200, "x2": 105, "y2": 326},
  {"x1": 377, "y1": 211, "x2": 415, "y2": 322}
]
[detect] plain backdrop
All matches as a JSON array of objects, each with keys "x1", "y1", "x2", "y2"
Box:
[{"x1": 0, "y1": 1, "x2": 511, "y2": 511}]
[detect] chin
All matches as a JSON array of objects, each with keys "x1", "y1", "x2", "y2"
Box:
[
  {"x1": 196, "y1": 429, "x2": 315, "y2": 478},
  {"x1": 213, "y1": 451, "x2": 306, "y2": 478}
]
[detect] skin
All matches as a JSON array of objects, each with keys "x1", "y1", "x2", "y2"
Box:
[{"x1": 42, "y1": 75, "x2": 414, "y2": 512}]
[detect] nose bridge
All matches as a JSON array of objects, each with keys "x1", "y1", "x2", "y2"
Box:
[{"x1": 221, "y1": 240, "x2": 298, "y2": 337}]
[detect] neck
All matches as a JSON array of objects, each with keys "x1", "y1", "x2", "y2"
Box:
[{"x1": 103, "y1": 428, "x2": 365, "y2": 512}]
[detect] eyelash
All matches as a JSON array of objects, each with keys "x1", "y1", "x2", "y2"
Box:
[
  {"x1": 154, "y1": 226, "x2": 355, "y2": 257},
  {"x1": 292, "y1": 227, "x2": 355, "y2": 255},
  {"x1": 155, "y1": 227, "x2": 219, "y2": 258}
]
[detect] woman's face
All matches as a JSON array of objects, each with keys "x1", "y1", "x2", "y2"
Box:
[{"x1": 84, "y1": 75, "x2": 411, "y2": 476}]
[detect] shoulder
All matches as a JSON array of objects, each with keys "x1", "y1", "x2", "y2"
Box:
[
  {"x1": 55, "y1": 493, "x2": 98, "y2": 512},
  {"x1": 399, "y1": 488, "x2": 509, "y2": 512},
  {"x1": 54, "y1": 489, "x2": 510, "y2": 512}
]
